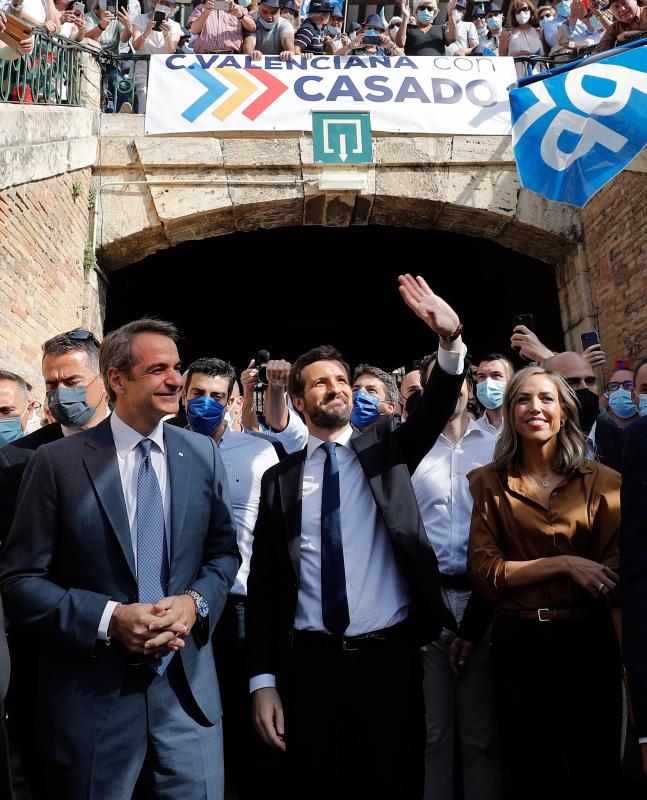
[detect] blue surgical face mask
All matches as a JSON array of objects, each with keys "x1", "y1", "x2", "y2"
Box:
[
  {"x1": 237, "y1": 0, "x2": 251, "y2": 7},
  {"x1": 638, "y1": 394, "x2": 647, "y2": 417},
  {"x1": 589, "y1": 13, "x2": 603, "y2": 30},
  {"x1": 351, "y1": 390, "x2": 381, "y2": 429},
  {"x1": 608, "y1": 388, "x2": 638, "y2": 419},
  {"x1": 47, "y1": 384, "x2": 98, "y2": 427},
  {"x1": 486, "y1": 14, "x2": 501, "y2": 28},
  {"x1": 187, "y1": 396, "x2": 225, "y2": 437},
  {"x1": 539, "y1": 15, "x2": 553, "y2": 28},
  {"x1": 417, "y1": 8, "x2": 436, "y2": 23},
  {"x1": 557, "y1": 1, "x2": 571, "y2": 16},
  {"x1": 476, "y1": 378, "x2": 506, "y2": 410},
  {"x1": 0, "y1": 417, "x2": 24, "y2": 446},
  {"x1": 327, "y1": 23, "x2": 340, "y2": 34}
]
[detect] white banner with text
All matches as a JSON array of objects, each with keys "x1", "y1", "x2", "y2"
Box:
[{"x1": 145, "y1": 53, "x2": 517, "y2": 136}]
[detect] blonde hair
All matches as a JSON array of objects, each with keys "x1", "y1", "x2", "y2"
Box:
[
  {"x1": 413, "y1": 0, "x2": 438, "y2": 16},
  {"x1": 493, "y1": 366, "x2": 588, "y2": 474}
]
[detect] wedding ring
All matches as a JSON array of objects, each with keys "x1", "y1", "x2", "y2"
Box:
[{"x1": 598, "y1": 582, "x2": 606, "y2": 593}]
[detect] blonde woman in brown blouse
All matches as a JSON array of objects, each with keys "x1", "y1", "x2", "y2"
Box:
[{"x1": 467, "y1": 366, "x2": 621, "y2": 800}]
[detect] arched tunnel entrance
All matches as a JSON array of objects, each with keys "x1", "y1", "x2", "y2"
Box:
[{"x1": 104, "y1": 226, "x2": 565, "y2": 374}]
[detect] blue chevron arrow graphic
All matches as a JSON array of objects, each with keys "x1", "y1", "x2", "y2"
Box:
[{"x1": 181, "y1": 67, "x2": 229, "y2": 123}]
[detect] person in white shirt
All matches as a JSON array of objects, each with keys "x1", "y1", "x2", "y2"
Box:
[
  {"x1": 182, "y1": 356, "x2": 281, "y2": 798},
  {"x1": 132, "y1": 0, "x2": 181, "y2": 112},
  {"x1": 474, "y1": 352, "x2": 514, "y2": 437},
  {"x1": 444, "y1": 0, "x2": 478, "y2": 54},
  {"x1": 412, "y1": 358, "x2": 499, "y2": 800}
]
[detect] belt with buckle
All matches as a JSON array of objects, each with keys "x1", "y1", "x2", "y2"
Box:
[
  {"x1": 293, "y1": 620, "x2": 409, "y2": 652},
  {"x1": 496, "y1": 608, "x2": 601, "y2": 623}
]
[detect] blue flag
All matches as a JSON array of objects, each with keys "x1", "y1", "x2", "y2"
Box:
[{"x1": 509, "y1": 44, "x2": 647, "y2": 207}]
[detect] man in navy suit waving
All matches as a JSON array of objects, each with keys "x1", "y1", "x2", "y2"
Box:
[{"x1": 0, "y1": 318, "x2": 240, "y2": 799}]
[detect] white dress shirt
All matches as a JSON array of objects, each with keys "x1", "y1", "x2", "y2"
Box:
[
  {"x1": 250, "y1": 345, "x2": 467, "y2": 691},
  {"x1": 412, "y1": 418, "x2": 496, "y2": 575},
  {"x1": 475, "y1": 411, "x2": 503, "y2": 438},
  {"x1": 217, "y1": 426, "x2": 279, "y2": 595},
  {"x1": 97, "y1": 412, "x2": 171, "y2": 640}
]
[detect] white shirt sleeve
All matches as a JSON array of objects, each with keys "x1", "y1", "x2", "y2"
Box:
[
  {"x1": 436, "y1": 343, "x2": 467, "y2": 376},
  {"x1": 97, "y1": 600, "x2": 120, "y2": 641},
  {"x1": 250, "y1": 673, "x2": 277, "y2": 693},
  {"x1": 640, "y1": 737, "x2": 647, "y2": 744}
]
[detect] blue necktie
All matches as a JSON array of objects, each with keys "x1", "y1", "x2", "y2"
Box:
[
  {"x1": 320, "y1": 441, "x2": 350, "y2": 637},
  {"x1": 137, "y1": 438, "x2": 173, "y2": 675}
]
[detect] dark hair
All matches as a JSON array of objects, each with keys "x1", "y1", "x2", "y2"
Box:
[
  {"x1": 419, "y1": 352, "x2": 438, "y2": 389},
  {"x1": 352, "y1": 364, "x2": 399, "y2": 404},
  {"x1": 288, "y1": 345, "x2": 350, "y2": 399},
  {"x1": 100, "y1": 318, "x2": 179, "y2": 403},
  {"x1": 185, "y1": 357, "x2": 236, "y2": 397},
  {"x1": 42, "y1": 328, "x2": 101, "y2": 373},
  {"x1": 634, "y1": 356, "x2": 647, "y2": 384},
  {"x1": 0, "y1": 369, "x2": 30, "y2": 402},
  {"x1": 478, "y1": 352, "x2": 515, "y2": 380}
]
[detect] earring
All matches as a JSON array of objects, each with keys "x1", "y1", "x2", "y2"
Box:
[{"x1": 560, "y1": 420, "x2": 565, "y2": 428}]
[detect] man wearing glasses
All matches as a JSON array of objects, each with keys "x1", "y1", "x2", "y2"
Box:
[
  {"x1": 0, "y1": 327, "x2": 108, "y2": 799},
  {"x1": 594, "y1": 0, "x2": 647, "y2": 50},
  {"x1": 605, "y1": 365, "x2": 639, "y2": 428}
]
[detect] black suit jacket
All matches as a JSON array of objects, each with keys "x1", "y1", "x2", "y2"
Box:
[
  {"x1": 620, "y1": 416, "x2": 647, "y2": 738},
  {"x1": 0, "y1": 418, "x2": 240, "y2": 766},
  {"x1": 594, "y1": 415, "x2": 623, "y2": 473},
  {"x1": 0, "y1": 423, "x2": 64, "y2": 552},
  {"x1": 246, "y1": 359, "x2": 469, "y2": 685}
]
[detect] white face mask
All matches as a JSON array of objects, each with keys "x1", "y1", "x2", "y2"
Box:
[
  {"x1": 515, "y1": 9, "x2": 531, "y2": 23},
  {"x1": 452, "y1": 8, "x2": 463, "y2": 19}
]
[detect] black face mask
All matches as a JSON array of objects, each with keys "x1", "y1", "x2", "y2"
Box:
[
  {"x1": 405, "y1": 389, "x2": 422, "y2": 417},
  {"x1": 574, "y1": 387, "x2": 600, "y2": 433}
]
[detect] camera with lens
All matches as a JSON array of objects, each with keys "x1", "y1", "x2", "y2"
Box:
[{"x1": 256, "y1": 350, "x2": 270, "y2": 386}]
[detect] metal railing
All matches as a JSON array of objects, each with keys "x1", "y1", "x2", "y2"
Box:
[
  {"x1": 99, "y1": 50, "x2": 149, "y2": 113},
  {"x1": 0, "y1": 27, "x2": 86, "y2": 105}
]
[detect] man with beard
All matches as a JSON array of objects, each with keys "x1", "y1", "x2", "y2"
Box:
[{"x1": 246, "y1": 274, "x2": 469, "y2": 800}]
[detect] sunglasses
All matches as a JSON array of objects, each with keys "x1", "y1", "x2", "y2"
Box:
[{"x1": 67, "y1": 329, "x2": 101, "y2": 348}]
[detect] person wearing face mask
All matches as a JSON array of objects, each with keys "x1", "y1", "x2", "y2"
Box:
[
  {"x1": 554, "y1": 0, "x2": 601, "y2": 51},
  {"x1": 182, "y1": 357, "x2": 279, "y2": 799},
  {"x1": 474, "y1": 353, "x2": 514, "y2": 437},
  {"x1": 396, "y1": 0, "x2": 459, "y2": 56},
  {"x1": 399, "y1": 367, "x2": 422, "y2": 421},
  {"x1": 500, "y1": 0, "x2": 544, "y2": 75},
  {"x1": 471, "y1": 4, "x2": 490, "y2": 46},
  {"x1": 387, "y1": 13, "x2": 401, "y2": 41},
  {"x1": 243, "y1": 0, "x2": 295, "y2": 58},
  {"x1": 131, "y1": 0, "x2": 182, "y2": 112},
  {"x1": 536, "y1": 2, "x2": 559, "y2": 47},
  {"x1": 188, "y1": 0, "x2": 255, "y2": 55},
  {"x1": 604, "y1": 366, "x2": 639, "y2": 428},
  {"x1": 0, "y1": 328, "x2": 108, "y2": 800},
  {"x1": 339, "y1": 13, "x2": 402, "y2": 55},
  {"x1": 545, "y1": 350, "x2": 623, "y2": 472},
  {"x1": 318, "y1": 3, "x2": 347, "y2": 51},
  {"x1": 481, "y1": 1, "x2": 504, "y2": 53},
  {"x1": 350, "y1": 364, "x2": 398, "y2": 431},
  {"x1": 444, "y1": 0, "x2": 479, "y2": 55},
  {"x1": 0, "y1": 370, "x2": 33, "y2": 449}
]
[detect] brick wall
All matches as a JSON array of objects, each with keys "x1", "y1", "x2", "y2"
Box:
[
  {"x1": 0, "y1": 167, "x2": 105, "y2": 401},
  {"x1": 581, "y1": 170, "x2": 647, "y2": 373}
]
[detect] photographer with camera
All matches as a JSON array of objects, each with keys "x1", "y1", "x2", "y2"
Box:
[
  {"x1": 336, "y1": 13, "x2": 403, "y2": 55},
  {"x1": 188, "y1": 0, "x2": 255, "y2": 55},
  {"x1": 0, "y1": 0, "x2": 57, "y2": 59},
  {"x1": 131, "y1": 0, "x2": 181, "y2": 111}
]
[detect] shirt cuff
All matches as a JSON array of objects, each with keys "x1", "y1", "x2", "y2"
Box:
[
  {"x1": 97, "y1": 600, "x2": 120, "y2": 641},
  {"x1": 250, "y1": 673, "x2": 276, "y2": 693},
  {"x1": 436, "y1": 343, "x2": 467, "y2": 376},
  {"x1": 639, "y1": 737, "x2": 647, "y2": 745}
]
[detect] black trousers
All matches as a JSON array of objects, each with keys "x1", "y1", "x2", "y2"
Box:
[
  {"x1": 492, "y1": 616, "x2": 622, "y2": 800},
  {"x1": 284, "y1": 629, "x2": 425, "y2": 800},
  {"x1": 212, "y1": 596, "x2": 281, "y2": 800}
]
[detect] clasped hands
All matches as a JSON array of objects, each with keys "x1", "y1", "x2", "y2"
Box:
[{"x1": 107, "y1": 594, "x2": 197, "y2": 658}]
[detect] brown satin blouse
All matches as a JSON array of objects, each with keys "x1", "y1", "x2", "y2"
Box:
[{"x1": 467, "y1": 460, "x2": 621, "y2": 614}]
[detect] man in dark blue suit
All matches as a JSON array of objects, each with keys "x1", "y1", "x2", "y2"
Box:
[{"x1": 0, "y1": 319, "x2": 240, "y2": 799}]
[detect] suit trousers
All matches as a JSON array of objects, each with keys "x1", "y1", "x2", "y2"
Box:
[
  {"x1": 41, "y1": 657, "x2": 223, "y2": 800},
  {"x1": 212, "y1": 595, "x2": 281, "y2": 799},
  {"x1": 422, "y1": 591, "x2": 500, "y2": 800},
  {"x1": 284, "y1": 628, "x2": 425, "y2": 800},
  {"x1": 492, "y1": 615, "x2": 622, "y2": 800}
]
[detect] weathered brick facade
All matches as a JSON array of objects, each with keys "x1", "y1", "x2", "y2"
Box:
[
  {"x1": 0, "y1": 167, "x2": 106, "y2": 399},
  {"x1": 581, "y1": 170, "x2": 647, "y2": 372}
]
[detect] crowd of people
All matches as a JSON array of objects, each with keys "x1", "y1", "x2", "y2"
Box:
[
  {"x1": 0, "y1": 0, "x2": 645, "y2": 107},
  {"x1": 0, "y1": 274, "x2": 646, "y2": 800}
]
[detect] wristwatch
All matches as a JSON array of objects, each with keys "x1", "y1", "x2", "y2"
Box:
[
  {"x1": 441, "y1": 323, "x2": 464, "y2": 342},
  {"x1": 182, "y1": 589, "x2": 209, "y2": 621}
]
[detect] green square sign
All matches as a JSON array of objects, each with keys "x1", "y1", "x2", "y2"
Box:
[{"x1": 312, "y1": 112, "x2": 373, "y2": 165}]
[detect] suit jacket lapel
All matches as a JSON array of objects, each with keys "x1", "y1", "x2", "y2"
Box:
[
  {"x1": 83, "y1": 418, "x2": 136, "y2": 582},
  {"x1": 349, "y1": 426, "x2": 385, "y2": 509},
  {"x1": 164, "y1": 425, "x2": 191, "y2": 569},
  {"x1": 279, "y1": 449, "x2": 306, "y2": 582}
]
